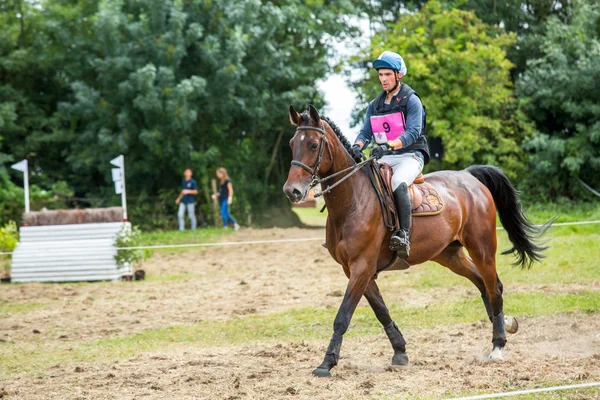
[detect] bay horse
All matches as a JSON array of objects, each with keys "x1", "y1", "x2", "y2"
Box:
[{"x1": 283, "y1": 105, "x2": 552, "y2": 377}]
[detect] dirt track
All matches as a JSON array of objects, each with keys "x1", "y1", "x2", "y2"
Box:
[{"x1": 1, "y1": 228, "x2": 599, "y2": 399}]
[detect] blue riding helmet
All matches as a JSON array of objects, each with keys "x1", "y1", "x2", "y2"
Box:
[{"x1": 372, "y1": 51, "x2": 407, "y2": 76}]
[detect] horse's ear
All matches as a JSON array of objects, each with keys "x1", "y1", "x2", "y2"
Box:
[
  {"x1": 308, "y1": 104, "x2": 321, "y2": 125},
  {"x1": 289, "y1": 105, "x2": 301, "y2": 126}
]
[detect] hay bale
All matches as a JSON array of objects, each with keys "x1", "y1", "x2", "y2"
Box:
[{"x1": 23, "y1": 207, "x2": 124, "y2": 226}]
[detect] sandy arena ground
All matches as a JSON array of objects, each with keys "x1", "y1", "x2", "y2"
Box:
[{"x1": 1, "y1": 228, "x2": 599, "y2": 399}]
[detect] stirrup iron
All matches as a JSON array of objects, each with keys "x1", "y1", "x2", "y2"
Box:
[{"x1": 390, "y1": 230, "x2": 410, "y2": 258}]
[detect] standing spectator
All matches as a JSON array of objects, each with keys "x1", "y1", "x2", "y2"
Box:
[
  {"x1": 211, "y1": 168, "x2": 240, "y2": 230},
  {"x1": 175, "y1": 168, "x2": 198, "y2": 231}
]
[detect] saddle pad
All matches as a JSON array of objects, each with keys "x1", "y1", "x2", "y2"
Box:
[
  {"x1": 377, "y1": 163, "x2": 444, "y2": 219},
  {"x1": 409, "y1": 182, "x2": 444, "y2": 216}
]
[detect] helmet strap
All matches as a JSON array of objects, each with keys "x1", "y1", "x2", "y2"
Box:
[
  {"x1": 386, "y1": 73, "x2": 401, "y2": 95},
  {"x1": 386, "y1": 81, "x2": 399, "y2": 94}
]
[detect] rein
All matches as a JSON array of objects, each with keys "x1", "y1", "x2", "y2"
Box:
[{"x1": 290, "y1": 124, "x2": 373, "y2": 198}]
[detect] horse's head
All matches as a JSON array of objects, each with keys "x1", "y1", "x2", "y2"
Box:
[{"x1": 283, "y1": 105, "x2": 333, "y2": 203}]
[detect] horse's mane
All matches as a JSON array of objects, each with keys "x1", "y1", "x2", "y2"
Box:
[{"x1": 300, "y1": 111, "x2": 353, "y2": 153}]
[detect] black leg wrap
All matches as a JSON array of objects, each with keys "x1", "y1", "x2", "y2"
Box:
[
  {"x1": 492, "y1": 312, "x2": 507, "y2": 348},
  {"x1": 324, "y1": 332, "x2": 343, "y2": 366},
  {"x1": 384, "y1": 321, "x2": 409, "y2": 366},
  {"x1": 314, "y1": 332, "x2": 343, "y2": 375},
  {"x1": 481, "y1": 294, "x2": 493, "y2": 322},
  {"x1": 384, "y1": 321, "x2": 406, "y2": 352}
]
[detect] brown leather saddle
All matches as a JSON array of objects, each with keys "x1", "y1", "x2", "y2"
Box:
[{"x1": 368, "y1": 161, "x2": 444, "y2": 232}]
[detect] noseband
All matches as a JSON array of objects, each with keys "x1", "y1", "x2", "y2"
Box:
[{"x1": 290, "y1": 124, "x2": 373, "y2": 198}]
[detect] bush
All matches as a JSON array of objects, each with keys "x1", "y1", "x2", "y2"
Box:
[
  {"x1": 0, "y1": 221, "x2": 18, "y2": 276},
  {"x1": 114, "y1": 224, "x2": 150, "y2": 271}
]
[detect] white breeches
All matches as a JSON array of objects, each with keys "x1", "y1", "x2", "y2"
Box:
[{"x1": 378, "y1": 153, "x2": 424, "y2": 191}]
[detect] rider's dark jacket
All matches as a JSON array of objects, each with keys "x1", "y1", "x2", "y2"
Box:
[{"x1": 356, "y1": 83, "x2": 430, "y2": 164}]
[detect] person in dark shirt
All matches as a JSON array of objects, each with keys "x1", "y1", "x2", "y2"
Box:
[
  {"x1": 175, "y1": 168, "x2": 198, "y2": 231},
  {"x1": 211, "y1": 167, "x2": 240, "y2": 230}
]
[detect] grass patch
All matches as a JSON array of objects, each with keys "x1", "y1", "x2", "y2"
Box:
[
  {"x1": 292, "y1": 206, "x2": 327, "y2": 227},
  {"x1": 140, "y1": 227, "x2": 233, "y2": 253},
  {"x1": 525, "y1": 201, "x2": 600, "y2": 223},
  {"x1": 1, "y1": 290, "x2": 597, "y2": 376},
  {"x1": 382, "y1": 225, "x2": 600, "y2": 290},
  {"x1": 0, "y1": 301, "x2": 45, "y2": 315}
]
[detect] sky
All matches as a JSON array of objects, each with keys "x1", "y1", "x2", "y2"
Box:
[
  {"x1": 317, "y1": 75, "x2": 361, "y2": 142},
  {"x1": 316, "y1": 18, "x2": 372, "y2": 143}
]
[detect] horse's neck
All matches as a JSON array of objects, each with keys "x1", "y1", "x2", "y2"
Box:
[{"x1": 322, "y1": 132, "x2": 373, "y2": 223}]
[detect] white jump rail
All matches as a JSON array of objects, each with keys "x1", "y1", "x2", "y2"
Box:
[{"x1": 11, "y1": 222, "x2": 129, "y2": 283}]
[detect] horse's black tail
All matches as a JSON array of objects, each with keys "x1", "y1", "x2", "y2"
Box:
[{"x1": 466, "y1": 165, "x2": 555, "y2": 269}]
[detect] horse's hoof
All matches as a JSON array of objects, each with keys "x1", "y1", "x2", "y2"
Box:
[
  {"x1": 312, "y1": 367, "x2": 332, "y2": 378},
  {"x1": 488, "y1": 347, "x2": 503, "y2": 360},
  {"x1": 505, "y1": 315, "x2": 519, "y2": 334},
  {"x1": 392, "y1": 352, "x2": 409, "y2": 366}
]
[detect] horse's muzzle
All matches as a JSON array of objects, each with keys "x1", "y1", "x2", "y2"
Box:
[{"x1": 283, "y1": 182, "x2": 306, "y2": 203}]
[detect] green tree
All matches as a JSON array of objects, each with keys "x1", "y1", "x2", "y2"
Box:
[
  {"x1": 456, "y1": 0, "x2": 574, "y2": 78},
  {"x1": 517, "y1": 1, "x2": 600, "y2": 200},
  {"x1": 0, "y1": 0, "x2": 362, "y2": 228},
  {"x1": 0, "y1": 0, "x2": 97, "y2": 220},
  {"x1": 353, "y1": 1, "x2": 530, "y2": 177}
]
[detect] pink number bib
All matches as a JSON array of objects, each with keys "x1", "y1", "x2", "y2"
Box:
[{"x1": 370, "y1": 112, "x2": 405, "y2": 144}]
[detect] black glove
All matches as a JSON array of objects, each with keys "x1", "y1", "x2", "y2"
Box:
[
  {"x1": 350, "y1": 144, "x2": 364, "y2": 163},
  {"x1": 370, "y1": 145, "x2": 388, "y2": 160}
]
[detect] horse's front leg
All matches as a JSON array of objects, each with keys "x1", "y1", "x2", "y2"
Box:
[
  {"x1": 313, "y1": 258, "x2": 373, "y2": 377},
  {"x1": 364, "y1": 279, "x2": 408, "y2": 366}
]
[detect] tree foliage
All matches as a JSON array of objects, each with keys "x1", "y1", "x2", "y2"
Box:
[
  {"x1": 456, "y1": 0, "x2": 574, "y2": 77},
  {"x1": 354, "y1": 1, "x2": 530, "y2": 177},
  {"x1": 517, "y1": 1, "x2": 600, "y2": 199},
  {"x1": 2, "y1": 0, "x2": 598, "y2": 226},
  {"x1": 0, "y1": 0, "x2": 361, "y2": 227}
]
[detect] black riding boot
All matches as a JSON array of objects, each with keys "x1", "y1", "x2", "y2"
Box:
[{"x1": 390, "y1": 183, "x2": 411, "y2": 258}]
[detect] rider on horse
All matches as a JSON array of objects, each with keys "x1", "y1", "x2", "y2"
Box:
[{"x1": 350, "y1": 51, "x2": 430, "y2": 259}]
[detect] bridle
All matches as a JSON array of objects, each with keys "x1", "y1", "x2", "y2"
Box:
[
  {"x1": 290, "y1": 124, "x2": 373, "y2": 198},
  {"x1": 290, "y1": 124, "x2": 329, "y2": 182}
]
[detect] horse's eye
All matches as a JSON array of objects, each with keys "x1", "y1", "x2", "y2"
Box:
[{"x1": 310, "y1": 142, "x2": 319, "y2": 150}]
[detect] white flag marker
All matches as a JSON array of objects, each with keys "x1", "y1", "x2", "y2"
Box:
[
  {"x1": 11, "y1": 159, "x2": 30, "y2": 213},
  {"x1": 110, "y1": 155, "x2": 124, "y2": 168},
  {"x1": 11, "y1": 160, "x2": 27, "y2": 172},
  {"x1": 110, "y1": 155, "x2": 127, "y2": 221}
]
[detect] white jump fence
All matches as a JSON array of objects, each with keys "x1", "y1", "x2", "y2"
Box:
[
  {"x1": 5, "y1": 219, "x2": 599, "y2": 282},
  {"x1": 10, "y1": 222, "x2": 129, "y2": 283}
]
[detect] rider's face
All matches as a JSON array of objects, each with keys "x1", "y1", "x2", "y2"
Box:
[{"x1": 378, "y1": 69, "x2": 401, "y2": 91}]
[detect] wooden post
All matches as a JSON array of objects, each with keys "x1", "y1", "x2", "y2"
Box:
[{"x1": 211, "y1": 179, "x2": 220, "y2": 227}]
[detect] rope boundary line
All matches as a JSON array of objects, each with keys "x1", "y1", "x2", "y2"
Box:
[
  {"x1": 117, "y1": 237, "x2": 323, "y2": 250},
  {"x1": 1, "y1": 219, "x2": 599, "y2": 255},
  {"x1": 447, "y1": 381, "x2": 600, "y2": 400}
]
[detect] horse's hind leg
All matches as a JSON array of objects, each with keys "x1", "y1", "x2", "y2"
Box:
[
  {"x1": 464, "y1": 236, "x2": 510, "y2": 360},
  {"x1": 433, "y1": 243, "x2": 493, "y2": 321},
  {"x1": 364, "y1": 279, "x2": 408, "y2": 366}
]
